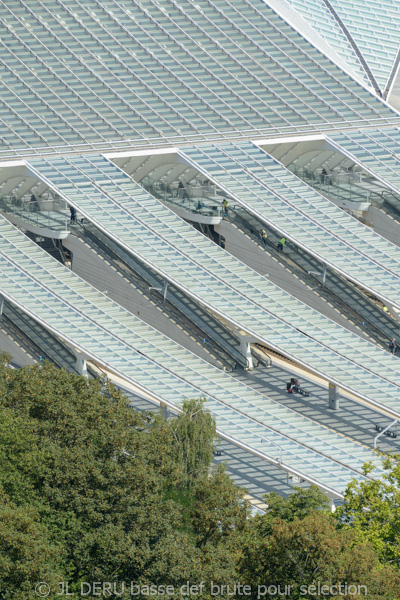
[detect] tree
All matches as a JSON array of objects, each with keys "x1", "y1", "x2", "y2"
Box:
[
  {"x1": 337, "y1": 455, "x2": 400, "y2": 566},
  {"x1": 190, "y1": 464, "x2": 250, "y2": 548},
  {"x1": 242, "y1": 485, "x2": 330, "y2": 545},
  {"x1": 170, "y1": 397, "x2": 217, "y2": 486},
  {"x1": 241, "y1": 511, "x2": 400, "y2": 599},
  {"x1": 263, "y1": 485, "x2": 330, "y2": 521},
  {"x1": 3, "y1": 358, "x2": 398, "y2": 599},
  {"x1": 0, "y1": 362, "x2": 185, "y2": 595},
  {"x1": 239, "y1": 486, "x2": 400, "y2": 599},
  {"x1": 0, "y1": 504, "x2": 63, "y2": 600},
  {"x1": 0, "y1": 362, "x2": 249, "y2": 598}
]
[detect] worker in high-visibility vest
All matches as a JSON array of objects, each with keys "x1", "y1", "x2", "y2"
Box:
[
  {"x1": 260, "y1": 229, "x2": 268, "y2": 246},
  {"x1": 383, "y1": 305, "x2": 394, "y2": 318},
  {"x1": 277, "y1": 236, "x2": 286, "y2": 251}
]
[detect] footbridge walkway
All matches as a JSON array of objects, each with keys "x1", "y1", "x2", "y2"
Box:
[
  {"x1": 227, "y1": 205, "x2": 397, "y2": 349},
  {"x1": 179, "y1": 141, "x2": 400, "y2": 313},
  {"x1": 327, "y1": 127, "x2": 400, "y2": 216}
]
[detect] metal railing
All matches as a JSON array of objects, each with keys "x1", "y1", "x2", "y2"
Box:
[
  {"x1": 0, "y1": 194, "x2": 69, "y2": 231},
  {"x1": 292, "y1": 166, "x2": 373, "y2": 204},
  {"x1": 141, "y1": 178, "x2": 224, "y2": 219}
]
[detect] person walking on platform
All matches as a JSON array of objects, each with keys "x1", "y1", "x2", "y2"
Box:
[
  {"x1": 222, "y1": 199, "x2": 229, "y2": 217},
  {"x1": 277, "y1": 236, "x2": 286, "y2": 251},
  {"x1": 390, "y1": 338, "x2": 397, "y2": 354},
  {"x1": 178, "y1": 180, "x2": 187, "y2": 203},
  {"x1": 260, "y1": 229, "x2": 268, "y2": 246},
  {"x1": 70, "y1": 206, "x2": 77, "y2": 224},
  {"x1": 29, "y1": 194, "x2": 38, "y2": 212}
]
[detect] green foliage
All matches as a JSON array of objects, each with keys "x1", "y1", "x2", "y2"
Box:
[
  {"x1": 0, "y1": 363, "x2": 246, "y2": 598},
  {"x1": 338, "y1": 454, "x2": 400, "y2": 566},
  {"x1": 241, "y1": 510, "x2": 400, "y2": 599},
  {"x1": 1, "y1": 359, "x2": 400, "y2": 598},
  {"x1": 0, "y1": 503, "x2": 62, "y2": 600},
  {"x1": 0, "y1": 352, "x2": 11, "y2": 365},
  {"x1": 190, "y1": 465, "x2": 250, "y2": 548},
  {"x1": 170, "y1": 397, "x2": 217, "y2": 486},
  {"x1": 152, "y1": 467, "x2": 251, "y2": 597},
  {"x1": 244, "y1": 485, "x2": 331, "y2": 545},
  {"x1": 0, "y1": 362, "x2": 183, "y2": 594},
  {"x1": 0, "y1": 407, "x2": 45, "y2": 507},
  {"x1": 263, "y1": 485, "x2": 330, "y2": 522}
]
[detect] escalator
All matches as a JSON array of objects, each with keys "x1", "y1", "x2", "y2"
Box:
[
  {"x1": 1, "y1": 301, "x2": 78, "y2": 371},
  {"x1": 73, "y1": 223, "x2": 270, "y2": 371},
  {"x1": 228, "y1": 205, "x2": 399, "y2": 350}
]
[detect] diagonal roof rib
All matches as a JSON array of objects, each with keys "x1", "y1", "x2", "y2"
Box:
[
  {"x1": 0, "y1": 214, "x2": 384, "y2": 498},
  {"x1": 0, "y1": 0, "x2": 398, "y2": 158},
  {"x1": 283, "y1": 0, "x2": 400, "y2": 95},
  {"x1": 179, "y1": 140, "x2": 400, "y2": 310},
  {"x1": 321, "y1": 0, "x2": 381, "y2": 95},
  {"x1": 24, "y1": 153, "x2": 400, "y2": 418}
]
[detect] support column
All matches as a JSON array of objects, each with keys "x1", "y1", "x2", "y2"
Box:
[
  {"x1": 386, "y1": 304, "x2": 400, "y2": 323},
  {"x1": 149, "y1": 279, "x2": 169, "y2": 303},
  {"x1": 239, "y1": 336, "x2": 254, "y2": 371},
  {"x1": 74, "y1": 351, "x2": 88, "y2": 377},
  {"x1": 328, "y1": 382, "x2": 339, "y2": 410},
  {"x1": 308, "y1": 263, "x2": 327, "y2": 286},
  {"x1": 160, "y1": 401, "x2": 169, "y2": 420},
  {"x1": 162, "y1": 280, "x2": 168, "y2": 303}
]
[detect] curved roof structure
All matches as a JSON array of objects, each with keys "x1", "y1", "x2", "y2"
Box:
[
  {"x1": 2, "y1": 0, "x2": 400, "y2": 494},
  {"x1": 0, "y1": 0, "x2": 399, "y2": 159},
  {"x1": 283, "y1": 0, "x2": 400, "y2": 95},
  {"x1": 1, "y1": 212, "x2": 385, "y2": 497}
]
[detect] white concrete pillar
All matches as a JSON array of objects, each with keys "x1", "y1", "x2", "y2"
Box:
[
  {"x1": 240, "y1": 337, "x2": 254, "y2": 370},
  {"x1": 74, "y1": 351, "x2": 88, "y2": 377},
  {"x1": 386, "y1": 304, "x2": 399, "y2": 323},
  {"x1": 328, "y1": 382, "x2": 339, "y2": 410}
]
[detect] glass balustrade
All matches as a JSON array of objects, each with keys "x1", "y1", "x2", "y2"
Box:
[
  {"x1": 291, "y1": 165, "x2": 374, "y2": 205},
  {"x1": 0, "y1": 193, "x2": 69, "y2": 232},
  {"x1": 140, "y1": 177, "x2": 223, "y2": 218}
]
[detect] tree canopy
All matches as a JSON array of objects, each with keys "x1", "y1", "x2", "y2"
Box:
[
  {"x1": 241, "y1": 508, "x2": 400, "y2": 600},
  {"x1": 1, "y1": 358, "x2": 400, "y2": 599},
  {"x1": 338, "y1": 455, "x2": 400, "y2": 567},
  {"x1": 170, "y1": 397, "x2": 217, "y2": 486},
  {"x1": 0, "y1": 361, "x2": 248, "y2": 598}
]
